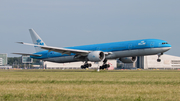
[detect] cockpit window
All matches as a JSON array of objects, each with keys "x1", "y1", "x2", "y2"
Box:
[{"x1": 162, "y1": 42, "x2": 168, "y2": 45}]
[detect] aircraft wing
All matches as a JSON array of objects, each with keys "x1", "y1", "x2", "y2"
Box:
[
  {"x1": 17, "y1": 42, "x2": 90, "y2": 56},
  {"x1": 12, "y1": 53, "x2": 42, "y2": 57}
]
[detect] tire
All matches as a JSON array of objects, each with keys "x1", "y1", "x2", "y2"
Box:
[
  {"x1": 103, "y1": 64, "x2": 107, "y2": 68},
  {"x1": 103, "y1": 64, "x2": 110, "y2": 68},
  {"x1": 100, "y1": 66, "x2": 103, "y2": 70},
  {"x1": 88, "y1": 64, "x2": 92, "y2": 67},
  {"x1": 84, "y1": 64, "x2": 88, "y2": 67},
  {"x1": 157, "y1": 59, "x2": 161, "y2": 62},
  {"x1": 81, "y1": 65, "x2": 85, "y2": 69}
]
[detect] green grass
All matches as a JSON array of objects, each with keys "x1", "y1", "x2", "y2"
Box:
[{"x1": 0, "y1": 69, "x2": 179, "y2": 101}]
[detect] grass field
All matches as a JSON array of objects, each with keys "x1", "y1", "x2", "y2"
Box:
[{"x1": 0, "y1": 69, "x2": 179, "y2": 101}]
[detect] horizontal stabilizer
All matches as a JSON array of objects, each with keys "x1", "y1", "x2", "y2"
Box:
[{"x1": 12, "y1": 53, "x2": 42, "y2": 57}]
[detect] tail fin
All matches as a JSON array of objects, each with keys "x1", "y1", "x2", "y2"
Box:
[{"x1": 29, "y1": 29, "x2": 47, "y2": 52}]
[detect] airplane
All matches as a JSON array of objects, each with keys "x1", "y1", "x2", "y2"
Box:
[{"x1": 13, "y1": 29, "x2": 171, "y2": 69}]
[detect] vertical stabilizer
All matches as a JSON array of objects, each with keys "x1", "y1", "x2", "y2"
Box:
[{"x1": 29, "y1": 29, "x2": 46, "y2": 52}]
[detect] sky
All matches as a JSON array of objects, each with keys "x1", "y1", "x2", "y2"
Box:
[{"x1": 0, "y1": 0, "x2": 180, "y2": 57}]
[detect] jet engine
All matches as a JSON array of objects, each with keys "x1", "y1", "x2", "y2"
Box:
[
  {"x1": 119, "y1": 57, "x2": 137, "y2": 63},
  {"x1": 87, "y1": 51, "x2": 105, "y2": 62}
]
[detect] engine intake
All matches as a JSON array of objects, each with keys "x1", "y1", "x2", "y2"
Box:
[
  {"x1": 87, "y1": 51, "x2": 105, "y2": 62},
  {"x1": 119, "y1": 57, "x2": 137, "y2": 63}
]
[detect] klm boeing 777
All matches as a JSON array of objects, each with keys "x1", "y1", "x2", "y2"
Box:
[{"x1": 13, "y1": 29, "x2": 171, "y2": 69}]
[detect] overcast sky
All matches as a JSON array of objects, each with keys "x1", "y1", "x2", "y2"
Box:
[{"x1": 0, "y1": 0, "x2": 180, "y2": 57}]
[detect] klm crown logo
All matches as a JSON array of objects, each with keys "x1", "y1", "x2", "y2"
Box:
[
  {"x1": 138, "y1": 41, "x2": 146, "y2": 45},
  {"x1": 34, "y1": 39, "x2": 44, "y2": 47}
]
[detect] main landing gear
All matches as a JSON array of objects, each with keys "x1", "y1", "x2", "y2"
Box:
[
  {"x1": 81, "y1": 62, "x2": 92, "y2": 69},
  {"x1": 100, "y1": 59, "x2": 110, "y2": 70},
  {"x1": 157, "y1": 53, "x2": 163, "y2": 62}
]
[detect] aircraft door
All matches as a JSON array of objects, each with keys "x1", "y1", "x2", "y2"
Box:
[
  {"x1": 128, "y1": 44, "x2": 132, "y2": 50},
  {"x1": 150, "y1": 42, "x2": 154, "y2": 48}
]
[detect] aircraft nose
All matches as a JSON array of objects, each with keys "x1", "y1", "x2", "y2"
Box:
[
  {"x1": 167, "y1": 46, "x2": 171, "y2": 50},
  {"x1": 165, "y1": 44, "x2": 171, "y2": 51},
  {"x1": 167, "y1": 44, "x2": 171, "y2": 48},
  {"x1": 161, "y1": 44, "x2": 171, "y2": 52}
]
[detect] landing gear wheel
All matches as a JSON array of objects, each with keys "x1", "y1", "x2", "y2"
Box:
[
  {"x1": 157, "y1": 59, "x2": 161, "y2": 62},
  {"x1": 88, "y1": 63, "x2": 92, "y2": 67},
  {"x1": 99, "y1": 59, "x2": 110, "y2": 70},
  {"x1": 81, "y1": 63, "x2": 92, "y2": 69},
  {"x1": 100, "y1": 66, "x2": 103, "y2": 70},
  {"x1": 103, "y1": 64, "x2": 109, "y2": 68},
  {"x1": 81, "y1": 65, "x2": 85, "y2": 69},
  {"x1": 99, "y1": 64, "x2": 110, "y2": 70},
  {"x1": 107, "y1": 64, "x2": 110, "y2": 68}
]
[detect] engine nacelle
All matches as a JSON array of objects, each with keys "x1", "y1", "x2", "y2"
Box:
[
  {"x1": 119, "y1": 57, "x2": 137, "y2": 63},
  {"x1": 87, "y1": 51, "x2": 105, "y2": 62}
]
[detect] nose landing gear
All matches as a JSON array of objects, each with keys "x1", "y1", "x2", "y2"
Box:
[{"x1": 157, "y1": 53, "x2": 163, "y2": 62}]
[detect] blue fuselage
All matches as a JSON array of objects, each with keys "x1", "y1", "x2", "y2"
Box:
[{"x1": 31, "y1": 39, "x2": 171, "y2": 62}]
